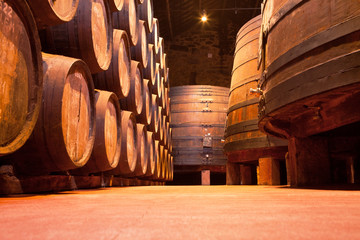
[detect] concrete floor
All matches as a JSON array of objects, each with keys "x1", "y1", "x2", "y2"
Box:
[{"x1": 0, "y1": 186, "x2": 360, "y2": 239}]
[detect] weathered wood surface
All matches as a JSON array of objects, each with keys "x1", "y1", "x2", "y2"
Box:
[
  {"x1": 107, "y1": 110, "x2": 137, "y2": 176},
  {"x1": 27, "y1": 0, "x2": 79, "y2": 28},
  {"x1": 258, "y1": 157, "x2": 280, "y2": 185},
  {"x1": 137, "y1": 0, "x2": 153, "y2": 33},
  {"x1": 113, "y1": 0, "x2": 138, "y2": 46},
  {"x1": 226, "y1": 162, "x2": 241, "y2": 185},
  {"x1": 40, "y1": 0, "x2": 112, "y2": 73},
  {"x1": 170, "y1": 85, "x2": 229, "y2": 166},
  {"x1": 71, "y1": 90, "x2": 121, "y2": 175},
  {"x1": 10, "y1": 53, "x2": 95, "y2": 175},
  {"x1": 0, "y1": 0, "x2": 43, "y2": 156},
  {"x1": 93, "y1": 29, "x2": 131, "y2": 99},
  {"x1": 119, "y1": 60, "x2": 144, "y2": 115},
  {"x1": 259, "y1": 0, "x2": 360, "y2": 138},
  {"x1": 130, "y1": 20, "x2": 148, "y2": 68}
]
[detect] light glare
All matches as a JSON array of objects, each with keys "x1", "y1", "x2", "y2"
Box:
[{"x1": 201, "y1": 15, "x2": 207, "y2": 22}]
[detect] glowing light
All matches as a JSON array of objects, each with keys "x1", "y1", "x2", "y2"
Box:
[{"x1": 201, "y1": 15, "x2": 207, "y2": 22}]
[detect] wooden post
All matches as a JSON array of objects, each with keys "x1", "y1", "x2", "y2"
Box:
[
  {"x1": 347, "y1": 157, "x2": 355, "y2": 184},
  {"x1": 226, "y1": 162, "x2": 241, "y2": 185},
  {"x1": 287, "y1": 136, "x2": 331, "y2": 187},
  {"x1": 201, "y1": 170, "x2": 210, "y2": 185},
  {"x1": 258, "y1": 157, "x2": 280, "y2": 185},
  {"x1": 240, "y1": 165, "x2": 252, "y2": 185}
]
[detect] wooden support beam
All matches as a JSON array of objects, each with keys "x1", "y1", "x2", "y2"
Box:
[
  {"x1": 226, "y1": 162, "x2": 241, "y2": 185},
  {"x1": 258, "y1": 157, "x2": 281, "y2": 185},
  {"x1": 240, "y1": 165, "x2": 252, "y2": 185},
  {"x1": 201, "y1": 170, "x2": 210, "y2": 185}
]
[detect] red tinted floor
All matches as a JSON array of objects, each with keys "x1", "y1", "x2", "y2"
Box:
[{"x1": 0, "y1": 186, "x2": 360, "y2": 239}]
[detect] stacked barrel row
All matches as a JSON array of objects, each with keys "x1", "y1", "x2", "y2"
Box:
[
  {"x1": 224, "y1": 15, "x2": 287, "y2": 186},
  {"x1": 170, "y1": 85, "x2": 229, "y2": 185},
  {"x1": 0, "y1": 0, "x2": 173, "y2": 186}
]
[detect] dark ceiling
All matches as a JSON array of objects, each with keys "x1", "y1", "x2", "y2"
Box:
[{"x1": 153, "y1": 0, "x2": 262, "y2": 43}]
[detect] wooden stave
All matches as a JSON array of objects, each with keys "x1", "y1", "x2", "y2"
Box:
[
  {"x1": 113, "y1": 0, "x2": 138, "y2": 46},
  {"x1": 11, "y1": 53, "x2": 96, "y2": 175},
  {"x1": 259, "y1": 0, "x2": 360, "y2": 138},
  {"x1": 107, "y1": 110, "x2": 137, "y2": 175},
  {"x1": 137, "y1": 0, "x2": 153, "y2": 33},
  {"x1": 93, "y1": 29, "x2": 131, "y2": 99},
  {"x1": 0, "y1": 0, "x2": 43, "y2": 156},
  {"x1": 71, "y1": 90, "x2": 121, "y2": 175},
  {"x1": 27, "y1": 0, "x2": 79, "y2": 28},
  {"x1": 119, "y1": 60, "x2": 144, "y2": 115}
]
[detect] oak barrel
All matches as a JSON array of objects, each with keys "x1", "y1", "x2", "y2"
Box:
[
  {"x1": 136, "y1": 79, "x2": 152, "y2": 125},
  {"x1": 119, "y1": 60, "x2": 144, "y2": 115},
  {"x1": 93, "y1": 29, "x2": 131, "y2": 99},
  {"x1": 143, "y1": 43, "x2": 156, "y2": 86},
  {"x1": 170, "y1": 85, "x2": 229, "y2": 166},
  {"x1": 113, "y1": 0, "x2": 138, "y2": 46},
  {"x1": 27, "y1": 0, "x2": 79, "y2": 28},
  {"x1": 259, "y1": 0, "x2": 360, "y2": 138},
  {"x1": 107, "y1": 110, "x2": 137, "y2": 175},
  {"x1": 144, "y1": 131, "x2": 156, "y2": 176},
  {"x1": 130, "y1": 20, "x2": 148, "y2": 68},
  {"x1": 224, "y1": 15, "x2": 287, "y2": 162},
  {"x1": 156, "y1": 37, "x2": 164, "y2": 68},
  {"x1": 12, "y1": 53, "x2": 96, "y2": 175},
  {"x1": 147, "y1": 94, "x2": 159, "y2": 133},
  {"x1": 0, "y1": 0, "x2": 43, "y2": 156},
  {"x1": 137, "y1": 0, "x2": 153, "y2": 33},
  {"x1": 71, "y1": 90, "x2": 121, "y2": 175},
  {"x1": 108, "y1": 0, "x2": 123, "y2": 12},
  {"x1": 148, "y1": 18, "x2": 159, "y2": 51},
  {"x1": 40, "y1": 0, "x2": 113, "y2": 74},
  {"x1": 126, "y1": 123, "x2": 147, "y2": 176}
]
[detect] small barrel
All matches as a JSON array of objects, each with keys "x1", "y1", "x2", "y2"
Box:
[
  {"x1": 147, "y1": 94, "x2": 159, "y2": 133},
  {"x1": 119, "y1": 60, "x2": 144, "y2": 115},
  {"x1": 40, "y1": 0, "x2": 112, "y2": 74},
  {"x1": 108, "y1": 0, "x2": 124, "y2": 12},
  {"x1": 93, "y1": 29, "x2": 131, "y2": 99},
  {"x1": 130, "y1": 20, "x2": 148, "y2": 68},
  {"x1": 71, "y1": 90, "x2": 121, "y2": 174},
  {"x1": 170, "y1": 85, "x2": 229, "y2": 166},
  {"x1": 113, "y1": 0, "x2": 138, "y2": 46},
  {"x1": 148, "y1": 18, "x2": 159, "y2": 50},
  {"x1": 12, "y1": 53, "x2": 96, "y2": 175},
  {"x1": 224, "y1": 15, "x2": 287, "y2": 162},
  {"x1": 107, "y1": 110, "x2": 137, "y2": 175},
  {"x1": 259, "y1": 0, "x2": 360, "y2": 138},
  {"x1": 27, "y1": 0, "x2": 79, "y2": 28},
  {"x1": 0, "y1": 0, "x2": 43, "y2": 156},
  {"x1": 137, "y1": 0, "x2": 153, "y2": 33},
  {"x1": 136, "y1": 79, "x2": 152, "y2": 125},
  {"x1": 126, "y1": 123, "x2": 148, "y2": 176},
  {"x1": 144, "y1": 131, "x2": 155, "y2": 177},
  {"x1": 144, "y1": 44, "x2": 156, "y2": 86}
]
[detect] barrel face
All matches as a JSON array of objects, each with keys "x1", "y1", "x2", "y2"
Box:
[
  {"x1": 138, "y1": 0, "x2": 153, "y2": 32},
  {"x1": 113, "y1": 0, "x2": 138, "y2": 46},
  {"x1": 108, "y1": 0, "x2": 124, "y2": 12},
  {"x1": 259, "y1": 0, "x2": 360, "y2": 138},
  {"x1": 148, "y1": 18, "x2": 159, "y2": 50},
  {"x1": 49, "y1": 0, "x2": 79, "y2": 21},
  {"x1": 134, "y1": 65, "x2": 143, "y2": 114},
  {"x1": 170, "y1": 85, "x2": 229, "y2": 166},
  {"x1": 116, "y1": 31, "x2": 131, "y2": 97},
  {"x1": 144, "y1": 44, "x2": 155, "y2": 85},
  {"x1": 145, "y1": 131, "x2": 155, "y2": 176},
  {"x1": 126, "y1": 115, "x2": 137, "y2": 172},
  {"x1": 136, "y1": 79, "x2": 151, "y2": 125},
  {"x1": 0, "y1": 0, "x2": 42, "y2": 156},
  {"x1": 131, "y1": 20, "x2": 148, "y2": 68}
]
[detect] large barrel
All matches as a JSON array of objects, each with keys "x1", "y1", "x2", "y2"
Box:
[
  {"x1": 137, "y1": 0, "x2": 153, "y2": 33},
  {"x1": 0, "y1": 0, "x2": 43, "y2": 156},
  {"x1": 224, "y1": 15, "x2": 287, "y2": 162},
  {"x1": 107, "y1": 110, "x2": 137, "y2": 175},
  {"x1": 119, "y1": 60, "x2": 143, "y2": 115},
  {"x1": 136, "y1": 79, "x2": 152, "y2": 125},
  {"x1": 148, "y1": 18, "x2": 159, "y2": 51},
  {"x1": 143, "y1": 43, "x2": 156, "y2": 86},
  {"x1": 170, "y1": 85, "x2": 229, "y2": 166},
  {"x1": 259, "y1": 0, "x2": 360, "y2": 138},
  {"x1": 130, "y1": 20, "x2": 148, "y2": 68},
  {"x1": 27, "y1": 0, "x2": 79, "y2": 28},
  {"x1": 113, "y1": 0, "x2": 138, "y2": 46},
  {"x1": 127, "y1": 123, "x2": 148, "y2": 176},
  {"x1": 40, "y1": 0, "x2": 112, "y2": 73},
  {"x1": 12, "y1": 53, "x2": 96, "y2": 175},
  {"x1": 93, "y1": 29, "x2": 131, "y2": 99},
  {"x1": 71, "y1": 90, "x2": 121, "y2": 175}
]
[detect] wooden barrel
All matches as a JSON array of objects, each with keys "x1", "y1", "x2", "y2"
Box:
[
  {"x1": 126, "y1": 123, "x2": 148, "y2": 176},
  {"x1": 27, "y1": 0, "x2": 79, "y2": 28},
  {"x1": 119, "y1": 60, "x2": 143, "y2": 115},
  {"x1": 0, "y1": 0, "x2": 43, "y2": 156},
  {"x1": 161, "y1": 53, "x2": 168, "y2": 82},
  {"x1": 224, "y1": 15, "x2": 287, "y2": 162},
  {"x1": 93, "y1": 29, "x2": 131, "y2": 99},
  {"x1": 137, "y1": 0, "x2": 153, "y2": 33},
  {"x1": 148, "y1": 18, "x2": 159, "y2": 51},
  {"x1": 170, "y1": 85, "x2": 229, "y2": 166},
  {"x1": 151, "y1": 63, "x2": 161, "y2": 96},
  {"x1": 71, "y1": 90, "x2": 121, "y2": 175},
  {"x1": 147, "y1": 94, "x2": 159, "y2": 133},
  {"x1": 12, "y1": 53, "x2": 96, "y2": 175},
  {"x1": 40, "y1": 0, "x2": 112, "y2": 74},
  {"x1": 161, "y1": 115, "x2": 167, "y2": 145},
  {"x1": 108, "y1": 0, "x2": 123, "y2": 12},
  {"x1": 107, "y1": 110, "x2": 137, "y2": 175},
  {"x1": 156, "y1": 37, "x2": 164, "y2": 68},
  {"x1": 143, "y1": 44, "x2": 156, "y2": 86},
  {"x1": 258, "y1": 0, "x2": 360, "y2": 139},
  {"x1": 164, "y1": 67, "x2": 169, "y2": 87},
  {"x1": 130, "y1": 20, "x2": 148, "y2": 68},
  {"x1": 154, "y1": 106, "x2": 163, "y2": 141},
  {"x1": 152, "y1": 140, "x2": 161, "y2": 179},
  {"x1": 144, "y1": 131, "x2": 155, "y2": 176},
  {"x1": 136, "y1": 79, "x2": 152, "y2": 125},
  {"x1": 113, "y1": 0, "x2": 138, "y2": 46}
]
